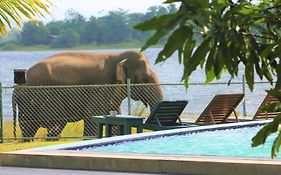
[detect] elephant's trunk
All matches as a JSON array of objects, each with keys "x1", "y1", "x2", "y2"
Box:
[
  {"x1": 149, "y1": 84, "x2": 164, "y2": 111},
  {"x1": 140, "y1": 83, "x2": 164, "y2": 112}
]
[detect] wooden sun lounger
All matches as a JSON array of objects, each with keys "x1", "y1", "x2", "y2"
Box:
[
  {"x1": 195, "y1": 94, "x2": 245, "y2": 125},
  {"x1": 253, "y1": 93, "x2": 280, "y2": 120}
]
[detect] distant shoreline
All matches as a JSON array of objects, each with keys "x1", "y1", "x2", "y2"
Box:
[{"x1": 0, "y1": 41, "x2": 163, "y2": 52}]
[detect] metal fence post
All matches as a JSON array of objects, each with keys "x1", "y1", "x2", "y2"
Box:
[
  {"x1": 0, "y1": 82, "x2": 3, "y2": 143},
  {"x1": 127, "y1": 79, "x2": 131, "y2": 115},
  {"x1": 242, "y1": 75, "x2": 247, "y2": 116}
]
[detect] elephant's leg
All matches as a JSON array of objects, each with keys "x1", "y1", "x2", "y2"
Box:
[
  {"x1": 19, "y1": 120, "x2": 39, "y2": 142},
  {"x1": 46, "y1": 123, "x2": 66, "y2": 141},
  {"x1": 83, "y1": 117, "x2": 97, "y2": 138}
]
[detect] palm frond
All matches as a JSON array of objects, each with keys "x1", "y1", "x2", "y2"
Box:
[{"x1": 0, "y1": 0, "x2": 51, "y2": 36}]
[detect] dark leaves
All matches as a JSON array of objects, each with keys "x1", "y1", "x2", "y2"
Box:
[
  {"x1": 272, "y1": 132, "x2": 281, "y2": 158},
  {"x1": 136, "y1": 0, "x2": 281, "y2": 158},
  {"x1": 183, "y1": 37, "x2": 211, "y2": 79},
  {"x1": 251, "y1": 117, "x2": 280, "y2": 147},
  {"x1": 134, "y1": 13, "x2": 185, "y2": 51},
  {"x1": 252, "y1": 89, "x2": 281, "y2": 158},
  {"x1": 157, "y1": 26, "x2": 192, "y2": 64},
  {"x1": 252, "y1": 115, "x2": 281, "y2": 158}
]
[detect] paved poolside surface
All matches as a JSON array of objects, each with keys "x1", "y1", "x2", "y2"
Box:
[{"x1": 0, "y1": 166, "x2": 169, "y2": 175}]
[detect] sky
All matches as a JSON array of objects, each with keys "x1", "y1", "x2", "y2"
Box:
[{"x1": 43, "y1": 0, "x2": 167, "y2": 21}]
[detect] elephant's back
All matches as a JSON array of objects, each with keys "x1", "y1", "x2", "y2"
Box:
[
  {"x1": 42, "y1": 52, "x2": 123, "y2": 72},
  {"x1": 44, "y1": 52, "x2": 120, "y2": 63},
  {"x1": 26, "y1": 52, "x2": 122, "y2": 86},
  {"x1": 43, "y1": 50, "x2": 143, "y2": 63}
]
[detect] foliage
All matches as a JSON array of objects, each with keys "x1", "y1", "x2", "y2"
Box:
[
  {"x1": 20, "y1": 21, "x2": 50, "y2": 45},
  {"x1": 135, "y1": 0, "x2": 281, "y2": 158},
  {"x1": 0, "y1": 0, "x2": 51, "y2": 36},
  {"x1": 64, "y1": 9, "x2": 86, "y2": 37},
  {"x1": 1, "y1": 5, "x2": 177, "y2": 49},
  {"x1": 45, "y1": 21, "x2": 63, "y2": 35},
  {"x1": 1, "y1": 42, "x2": 16, "y2": 50},
  {"x1": 51, "y1": 28, "x2": 79, "y2": 48},
  {"x1": 97, "y1": 10, "x2": 131, "y2": 44},
  {"x1": 79, "y1": 16, "x2": 100, "y2": 44}
]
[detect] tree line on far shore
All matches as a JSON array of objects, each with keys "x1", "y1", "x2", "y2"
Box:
[{"x1": 0, "y1": 5, "x2": 177, "y2": 50}]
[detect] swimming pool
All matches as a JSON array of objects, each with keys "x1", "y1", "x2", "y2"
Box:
[
  {"x1": 1, "y1": 121, "x2": 281, "y2": 175},
  {"x1": 76, "y1": 126, "x2": 278, "y2": 158}
]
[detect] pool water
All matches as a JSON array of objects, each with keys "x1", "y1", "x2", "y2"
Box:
[{"x1": 79, "y1": 126, "x2": 279, "y2": 158}]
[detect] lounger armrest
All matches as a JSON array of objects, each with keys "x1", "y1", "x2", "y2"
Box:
[
  {"x1": 238, "y1": 118, "x2": 253, "y2": 122},
  {"x1": 182, "y1": 121, "x2": 196, "y2": 124}
]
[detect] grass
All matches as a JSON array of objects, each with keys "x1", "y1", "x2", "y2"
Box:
[
  {"x1": 0, "y1": 104, "x2": 152, "y2": 152},
  {"x1": 0, "y1": 103, "x2": 198, "y2": 152},
  {"x1": 0, "y1": 140, "x2": 77, "y2": 152},
  {"x1": 3, "y1": 120, "x2": 85, "y2": 140},
  {"x1": 1, "y1": 120, "x2": 85, "y2": 152},
  {"x1": 0, "y1": 115, "x2": 150, "y2": 152}
]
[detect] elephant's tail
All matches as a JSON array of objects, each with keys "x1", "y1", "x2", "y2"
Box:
[{"x1": 12, "y1": 89, "x2": 17, "y2": 140}]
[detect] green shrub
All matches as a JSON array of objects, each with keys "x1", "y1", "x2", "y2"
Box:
[
  {"x1": 51, "y1": 28, "x2": 80, "y2": 48},
  {"x1": 2, "y1": 43, "x2": 16, "y2": 50}
]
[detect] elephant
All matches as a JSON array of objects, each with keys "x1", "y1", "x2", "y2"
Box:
[{"x1": 12, "y1": 50, "x2": 163, "y2": 141}]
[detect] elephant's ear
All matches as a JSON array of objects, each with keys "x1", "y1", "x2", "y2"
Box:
[{"x1": 116, "y1": 59, "x2": 127, "y2": 84}]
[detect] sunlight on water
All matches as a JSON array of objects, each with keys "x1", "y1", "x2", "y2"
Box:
[{"x1": 80, "y1": 126, "x2": 279, "y2": 158}]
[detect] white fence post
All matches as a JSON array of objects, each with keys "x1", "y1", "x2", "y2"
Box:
[
  {"x1": 127, "y1": 79, "x2": 131, "y2": 115},
  {"x1": 242, "y1": 75, "x2": 247, "y2": 116}
]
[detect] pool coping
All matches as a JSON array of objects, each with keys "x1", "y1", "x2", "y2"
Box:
[
  {"x1": 1, "y1": 120, "x2": 280, "y2": 175},
  {"x1": 28, "y1": 120, "x2": 271, "y2": 151}
]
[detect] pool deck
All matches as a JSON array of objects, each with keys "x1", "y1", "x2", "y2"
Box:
[
  {"x1": 1, "y1": 150, "x2": 281, "y2": 175},
  {"x1": 0, "y1": 166, "x2": 159, "y2": 175},
  {"x1": 1, "y1": 121, "x2": 280, "y2": 175}
]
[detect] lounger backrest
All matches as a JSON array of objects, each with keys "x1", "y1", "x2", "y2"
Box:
[
  {"x1": 145, "y1": 100, "x2": 188, "y2": 126},
  {"x1": 195, "y1": 94, "x2": 244, "y2": 125},
  {"x1": 253, "y1": 94, "x2": 280, "y2": 120}
]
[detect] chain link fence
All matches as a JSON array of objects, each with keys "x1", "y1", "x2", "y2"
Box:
[{"x1": 0, "y1": 80, "x2": 274, "y2": 142}]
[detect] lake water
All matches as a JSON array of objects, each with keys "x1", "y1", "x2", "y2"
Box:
[
  {"x1": 0, "y1": 48, "x2": 186, "y2": 86},
  {"x1": 0, "y1": 48, "x2": 244, "y2": 86},
  {"x1": 0, "y1": 48, "x2": 273, "y2": 119}
]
